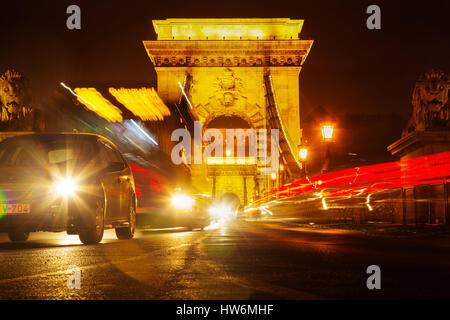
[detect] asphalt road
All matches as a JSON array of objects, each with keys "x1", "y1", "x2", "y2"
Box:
[{"x1": 1, "y1": 216, "x2": 450, "y2": 299}]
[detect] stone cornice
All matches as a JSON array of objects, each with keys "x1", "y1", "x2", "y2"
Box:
[
  {"x1": 143, "y1": 40, "x2": 313, "y2": 67},
  {"x1": 387, "y1": 130, "x2": 450, "y2": 157},
  {"x1": 144, "y1": 40, "x2": 313, "y2": 52}
]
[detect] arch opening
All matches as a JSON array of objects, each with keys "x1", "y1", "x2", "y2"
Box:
[
  {"x1": 206, "y1": 115, "x2": 251, "y2": 129},
  {"x1": 204, "y1": 115, "x2": 254, "y2": 157},
  {"x1": 219, "y1": 192, "x2": 240, "y2": 210}
]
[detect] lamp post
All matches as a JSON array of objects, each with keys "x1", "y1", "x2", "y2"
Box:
[
  {"x1": 279, "y1": 164, "x2": 284, "y2": 186},
  {"x1": 299, "y1": 147, "x2": 308, "y2": 177},
  {"x1": 321, "y1": 124, "x2": 334, "y2": 174},
  {"x1": 271, "y1": 172, "x2": 277, "y2": 189}
]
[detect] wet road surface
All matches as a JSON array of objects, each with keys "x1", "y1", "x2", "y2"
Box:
[{"x1": 1, "y1": 218, "x2": 450, "y2": 299}]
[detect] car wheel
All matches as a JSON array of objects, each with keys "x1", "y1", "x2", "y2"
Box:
[
  {"x1": 115, "y1": 196, "x2": 136, "y2": 240},
  {"x1": 79, "y1": 197, "x2": 105, "y2": 245},
  {"x1": 8, "y1": 229, "x2": 29, "y2": 242}
]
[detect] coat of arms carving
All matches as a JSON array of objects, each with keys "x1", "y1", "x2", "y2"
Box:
[{"x1": 214, "y1": 68, "x2": 244, "y2": 107}]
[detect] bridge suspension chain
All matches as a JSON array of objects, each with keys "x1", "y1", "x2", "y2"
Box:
[{"x1": 264, "y1": 74, "x2": 303, "y2": 181}]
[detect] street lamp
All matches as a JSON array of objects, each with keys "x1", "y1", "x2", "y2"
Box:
[
  {"x1": 321, "y1": 124, "x2": 334, "y2": 173},
  {"x1": 299, "y1": 148, "x2": 308, "y2": 160},
  {"x1": 271, "y1": 171, "x2": 277, "y2": 189},
  {"x1": 279, "y1": 164, "x2": 285, "y2": 186},
  {"x1": 321, "y1": 125, "x2": 334, "y2": 141},
  {"x1": 299, "y1": 148, "x2": 308, "y2": 177}
]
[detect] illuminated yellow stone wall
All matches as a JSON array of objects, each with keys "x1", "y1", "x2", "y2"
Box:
[
  {"x1": 152, "y1": 18, "x2": 304, "y2": 40},
  {"x1": 144, "y1": 18, "x2": 313, "y2": 203},
  {"x1": 190, "y1": 67, "x2": 265, "y2": 127},
  {"x1": 214, "y1": 175, "x2": 256, "y2": 204}
]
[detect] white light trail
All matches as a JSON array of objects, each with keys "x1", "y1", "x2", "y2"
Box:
[
  {"x1": 178, "y1": 81, "x2": 193, "y2": 109},
  {"x1": 60, "y1": 82, "x2": 98, "y2": 110},
  {"x1": 129, "y1": 119, "x2": 158, "y2": 146}
]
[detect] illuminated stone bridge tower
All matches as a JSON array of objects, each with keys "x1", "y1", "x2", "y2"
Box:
[{"x1": 144, "y1": 18, "x2": 313, "y2": 204}]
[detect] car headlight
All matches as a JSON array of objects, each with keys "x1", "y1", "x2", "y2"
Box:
[
  {"x1": 55, "y1": 178, "x2": 78, "y2": 197},
  {"x1": 208, "y1": 204, "x2": 232, "y2": 220},
  {"x1": 170, "y1": 194, "x2": 194, "y2": 209}
]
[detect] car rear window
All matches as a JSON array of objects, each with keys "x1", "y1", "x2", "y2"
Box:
[
  {"x1": 0, "y1": 136, "x2": 95, "y2": 166},
  {"x1": 48, "y1": 148, "x2": 75, "y2": 164}
]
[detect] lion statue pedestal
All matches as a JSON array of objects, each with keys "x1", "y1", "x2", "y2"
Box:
[
  {"x1": 0, "y1": 69, "x2": 43, "y2": 142},
  {"x1": 388, "y1": 69, "x2": 450, "y2": 225}
]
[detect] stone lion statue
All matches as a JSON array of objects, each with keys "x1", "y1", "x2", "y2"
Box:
[
  {"x1": 404, "y1": 69, "x2": 449, "y2": 135},
  {"x1": 0, "y1": 69, "x2": 33, "y2": 122}
]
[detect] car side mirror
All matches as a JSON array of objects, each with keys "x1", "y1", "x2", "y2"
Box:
[{"x1": 105, "y1": 162, "x2": 125, "y2": 172}]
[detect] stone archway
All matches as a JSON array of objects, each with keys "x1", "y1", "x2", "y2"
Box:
[
  {"x1": 205, "y1": 115, "x2": 257, "y2": 205},
  {"x1": 144, "y1": 18, "x2": 313, "y2": 197}
]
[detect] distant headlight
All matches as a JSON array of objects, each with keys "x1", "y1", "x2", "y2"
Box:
[
  {"x1": 55, "y1": 178, "x2": 78, "y2": 197},
  {"x1": 208, "y1": 204, "x2": 232, "y2": 220},
  {"x1": 171, "y1": 194, "x2": 194, "y2": 209}
]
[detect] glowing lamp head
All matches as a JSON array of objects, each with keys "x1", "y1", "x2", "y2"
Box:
[
  {"x1": 271, "y1": 172, "x2": 276, "y2": 180},
  {"x1": 321, "y1": 125, "x2": 334, "y2": 140},
  {"x1": 299, "y1": 148, "x2": 308, "y2": 160}
]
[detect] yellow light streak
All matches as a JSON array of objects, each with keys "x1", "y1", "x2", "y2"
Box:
[
  {"x1": 366, "y1": 194, "x2": 373, "y2": 211},
  {"x1": 193, "y1": 193, "x2": 211, "y2": 198},
  {"x1": 73, "y1": 87, "x2": 123, "y2": 122},
  {"x1": 322, "y1": 197, "x2": 328, "y2": 210},
  {"x1": 61, "y1": 83, "x2": 97, "y2": 110},
  {"x1": 109, "y1": 87, "x2": 170, "y2": 121}
]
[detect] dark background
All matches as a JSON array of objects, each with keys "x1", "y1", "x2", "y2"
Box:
[{"x1": 0, "y1": 0, "x2": 448, "y2": 163}]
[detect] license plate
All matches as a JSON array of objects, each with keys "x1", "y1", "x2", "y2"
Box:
[{"x1": 0, "y1": 204, "x2": 31, "y2": 214}]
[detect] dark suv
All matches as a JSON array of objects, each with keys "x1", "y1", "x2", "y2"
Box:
[{"x1": 0, "y1": 133, "x2": 136, "y2": 244}]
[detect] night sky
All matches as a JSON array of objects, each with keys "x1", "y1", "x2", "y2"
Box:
[{"x1": 1, "y1": 0, "x2": 449, "y2": 162}]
